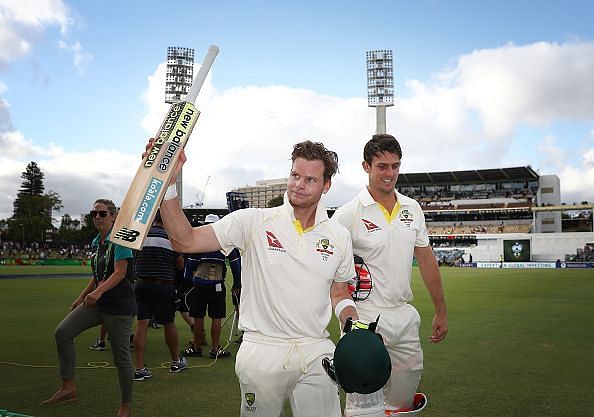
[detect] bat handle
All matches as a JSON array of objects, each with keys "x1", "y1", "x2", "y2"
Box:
[{"x1": 185, "y1": 45, "x2": 219, "y2": 104}]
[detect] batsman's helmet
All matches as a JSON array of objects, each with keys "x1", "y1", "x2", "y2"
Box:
[{"x1": 332, "y1": 328, "x2": 391, "y2": 394}]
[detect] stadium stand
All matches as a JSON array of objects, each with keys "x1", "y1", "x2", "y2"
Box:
[
  {"x1": 397, "y1": 166, "x2": 594, "y2": 262},
  {"x1": 565, "y1": 243, "x2": 594, "y2": 262}
]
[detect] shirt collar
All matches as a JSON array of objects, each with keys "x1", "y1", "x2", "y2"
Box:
[
  {"x1": 92, "y1": 231, "x2": 113, "y2": 248},
  {"x1": 358, "y1": 187, "x2": 413, "y2": 208},
  {"x1": 282, "y1": 191, "x2": 329, "y2": 227}
]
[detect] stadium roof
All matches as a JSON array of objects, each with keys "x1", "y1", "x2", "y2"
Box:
[{"x1": 396, "y1": 166, "x2": 539, "y2": 186}]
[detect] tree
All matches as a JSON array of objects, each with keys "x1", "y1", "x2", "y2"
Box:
[
  {"x1": 267, "y1": 195, "x2": 284, "y2": 208},
  {"x1": 7, "y1": 162, "x2": 63, "y2": 243},
  {"x1": 13, "y1": 162, "x2": 44, "y2": 217},
  {"x1": 55, "y1": 213, "x2": 94, "y2": 245}
]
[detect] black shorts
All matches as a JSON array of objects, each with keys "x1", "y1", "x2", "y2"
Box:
[
  {"x1": 189, "y1": 283, "x2": 226, "y2": 319},
  {"x1": 135, "y1": 278, "x2": 176, "y2": 324}
]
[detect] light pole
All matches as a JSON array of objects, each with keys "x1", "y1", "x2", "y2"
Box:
[
  {"x1": 19, "y1": 223, "x2": 24, "y2": 244},
  {"x1": 165, "y1": 46, "x2": 195, "y2": 207},
  {"x1": 366, "y1": 50, "x2": 394, "y2": 134}
]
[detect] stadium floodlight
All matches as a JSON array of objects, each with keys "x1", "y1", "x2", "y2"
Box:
[
  {"x1": 366, "y1": 50, "x2": 394, "y2": 134},
  {"x1": 165, "y1": 46, "x2": 195, "y2": 205},
  {"x1": 165, "y1": 46, "x2": 195, "y2": 104}
]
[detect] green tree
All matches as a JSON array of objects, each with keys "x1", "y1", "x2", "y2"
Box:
[
  {"x1": 13, "y1": 162, "x2": 45, "y2": 217},
  {"x1": 8, "y1": 162, "x2": 63, "y2": 243},
  {"x1": 55, "y1": 213, "x2": 95, "y2": 245},
  {"x1": 267, "y1": 195, "x2": 284, "y2": 208}
]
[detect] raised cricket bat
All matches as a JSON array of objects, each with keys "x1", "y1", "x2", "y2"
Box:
[{"x1": 111, "y1": 45, "x2": 219, "y2": 250}]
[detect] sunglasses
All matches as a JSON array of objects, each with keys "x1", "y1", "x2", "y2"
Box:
[{"x1": 90, "y1": 210, "x2": 109, "y2": 218}]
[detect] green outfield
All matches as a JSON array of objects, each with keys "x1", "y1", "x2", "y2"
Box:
[{"x1": 0, "y1": 266, "x2": 593, "y2": 417}]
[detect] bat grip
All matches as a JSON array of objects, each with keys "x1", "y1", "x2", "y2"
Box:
[{"x1": 185, "y1": 45, "x2": 219, "y2": 104}]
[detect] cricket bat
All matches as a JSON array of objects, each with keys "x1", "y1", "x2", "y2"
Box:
[{"x1": 110, "y1": 45, "x2": 219, "y2": 250}]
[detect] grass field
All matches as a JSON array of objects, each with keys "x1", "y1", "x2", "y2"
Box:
[{"x1": 0, "y1": 266, "x2": 593, "y2": 417}]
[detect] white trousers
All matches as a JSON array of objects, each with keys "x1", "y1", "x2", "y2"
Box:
[
  {"x1": 235, "y1": 333, "x2": 341, "y2": 417},
  {"x1": 347, "y1": 303, "x2": 423, "y2": 412}
]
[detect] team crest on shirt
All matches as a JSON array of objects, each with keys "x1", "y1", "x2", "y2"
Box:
[
  {"x1": 244, "y1": 392, "x2": 256, "y2": 412},
  {"x1": 266, "y1": 231, "x2": 286, "y2": 252},
  {"x1": 315, "y1": 238, "x2": 335, "y2": 261},
  {"x1": 362, "y1": 218, "x2": 381, "y2": 233},
  {"x1": 399, "y1": 209, "x2": 414, "y2": 227}
]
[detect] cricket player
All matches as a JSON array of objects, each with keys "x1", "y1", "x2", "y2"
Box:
[
  {"x1": 156, "y1": 140, "x2": 360, "y2": 417},
  {"x1": 333, "y1": 134, "x2": 448, "y2": 416}
]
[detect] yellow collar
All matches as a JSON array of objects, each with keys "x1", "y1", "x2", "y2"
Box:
[
  {"x1": 293, "y1": 219, "x2": 315, "y2": 235},
  {"x1": 378, "y1": 201, "x2": 401, "y2": 224}
]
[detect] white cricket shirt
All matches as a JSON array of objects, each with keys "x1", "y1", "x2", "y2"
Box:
[
  {"x1": 333, "y1": 187, "x2": 429, "y2": 309},
  {"x1": 212, "y1": 193, "x2": 355, "y2": 339}
]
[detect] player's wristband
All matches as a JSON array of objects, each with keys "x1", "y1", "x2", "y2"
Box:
[
  {"x1": 163, "y1": 184, "x2": 178, "y2": 201},
  {"x1": 335, "y1": 298, "x2": 356, "y2": 321}
]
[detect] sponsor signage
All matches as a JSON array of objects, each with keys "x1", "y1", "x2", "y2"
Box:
[
  {"x1": 476, "y1": 262, "x2": 556, "y2": 269},
  {"x1": 503, "y1": 239, "x2": 531, "y2": 262},
  {"x1": 559, "y1": 262, "x2": 593, "y2": 269}
]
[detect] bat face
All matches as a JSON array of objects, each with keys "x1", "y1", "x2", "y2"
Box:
[
  {"x1": 111, "y1": 101, "x2": 200, "y2": 249},
  {"x1": 144, "y1": 102, "x2": 197, "y2": 170},
  {"x1": 110, "y1": 44, "x2": 218, "y2": 251}
]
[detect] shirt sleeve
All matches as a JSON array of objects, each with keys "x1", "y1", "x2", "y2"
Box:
[
  {"x1": 113, "y1": 244, "x2": 134, "y2": 262},
  {"x1": 415, "y1": 207, "x2": 430, "y2": 248},
  {"x1": 334, "y1": 230, "x2": 356, "y2": 283},
  {"x1": 332, "y1": 204, "x2": 352, "y2": 231},
  {"x1": 211, "y1": 209, "x2": 254, "y2": 255}
]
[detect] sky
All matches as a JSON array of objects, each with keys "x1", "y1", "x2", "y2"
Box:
[{"x1": 1, "y1": 0, "x2": 594, "y2": 223}]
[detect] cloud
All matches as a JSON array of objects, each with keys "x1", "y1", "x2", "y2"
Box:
[
  {"x1": 0, "y1": 0, "x2": 72, "y2": 66},
  {"x1": 381, "y1": 41, "x2": 594, "y2": 204},
  {"x1": 535, "y1": 134, "x2": 594, "y2": 203},
  {"x1": 437, "y1": 41, "x2": 594, "y2": 138},
  {"x1": 2, "y1": 40, "x2": 594, "y2": 221},
  {"x1": 139, "y1": 60, "x2": 370, "y2": 209},
  {"x1": 58, "y1": 40, "x2": 93, "y2": 73},
  {"x1": 0, "y1": 1, "x2": 91, "y2": 74},
  {"x1": 0, "y1": 143, "x2": 139, "y2": 221}
]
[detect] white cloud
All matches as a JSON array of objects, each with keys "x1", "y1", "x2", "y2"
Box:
[
  {"x1": 0, "y1": 0, "x2": 72, "y2": 66},
  {"x1": 2, "y1": 40, "x2": 594, "y2": 220},
  {"x1": 439, "y1": 41, "x2": 594, "y2": 138},
  {"x1": 139, "y1": 61, "x2": 371, "y2": 210},
  {"x1": 0, "y1": 144, "x2": 139, "y2": 221},
  {"x1": 537, "y1": 135, "x2": 568, "y2": 171},
  {"x1": 381, "y1": 41, "x2": 594, "y2": 203},
  {"x1": 58, "y1": 40, "x2": 93, "y2": 73},
  {"x1": 555, "y1": 165, "x2": 594, "y2": 204},
  {"x1": 534, "y1": 134, "x2": 594, "y2": 203},
  {"x1": 583, "y1": 149, "x2": 594, "y2": 168}
]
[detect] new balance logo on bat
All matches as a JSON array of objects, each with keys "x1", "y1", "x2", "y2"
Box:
[{"x1": 114, "y1": 228, "x2": 141, "y2": 242}]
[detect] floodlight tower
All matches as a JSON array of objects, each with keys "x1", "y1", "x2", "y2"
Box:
[
  {"x1": 366, "y1": 50, "x2": 394, "y2": 134},
  {"x1": 165, "y1": 46, "x2": 195, "y2": 206}
]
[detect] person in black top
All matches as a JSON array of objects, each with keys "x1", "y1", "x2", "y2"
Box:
[
  {"x1": 43, "y1": 199, "x2": 136, "y2": 417},
  {"x1": 182, "y1": 214, "x2": 241, "y2": 359},
  {"x1": 132, "y1": 210, "x2": 187, "y2": 379}
]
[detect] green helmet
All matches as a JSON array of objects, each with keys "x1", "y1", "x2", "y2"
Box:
[{"x1": 332, "y1": 328, "x2": 391, "y2": 394}]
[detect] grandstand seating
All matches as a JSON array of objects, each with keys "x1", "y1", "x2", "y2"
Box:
[
  {"x1": 565, "y1": 243, "x2": 594, "y2": 262},
  {"x1": 427, "y1": 222, "x2": 531, "y2": 235}
]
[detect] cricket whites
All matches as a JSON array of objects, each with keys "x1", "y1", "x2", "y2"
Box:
[{"x1": 111, "y1": 45, "x2": 219, "y2": 250}]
